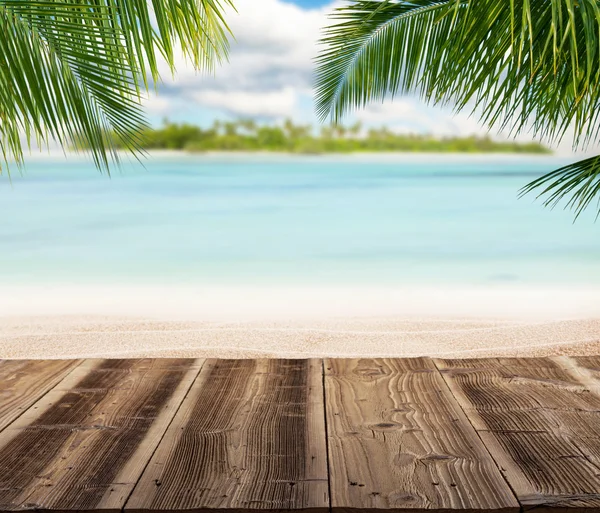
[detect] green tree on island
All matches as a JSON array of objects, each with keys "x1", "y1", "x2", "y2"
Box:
[
  {"x1": 0, "y1": 0, "x2": 232, "y2": 171},
  {"x1": 124, "y1": 118, "x2": 549, "y2": 153},
  {"x1": 315, "y1": 0, "x2": 600, "y2": 217}
]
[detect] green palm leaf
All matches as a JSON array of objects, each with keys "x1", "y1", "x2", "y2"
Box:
[
  {"x1": 315, "y1": 0, "x2": 600, "y2": 216},
  {"x1": 0, "y1": 0, "x2": 233, "y2": 173},
  {"x1": 519, "y1": 154, "x2": 600, "y2": 219}
]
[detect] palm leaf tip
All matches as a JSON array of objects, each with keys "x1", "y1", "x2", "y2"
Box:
[{"x1": 519, "y1": 155, "x2": 600, "y2": 219}]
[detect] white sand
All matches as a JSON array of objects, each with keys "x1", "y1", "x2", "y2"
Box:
[{"x1": 0, "y1": 285, "x2": 599, "y2": 359}]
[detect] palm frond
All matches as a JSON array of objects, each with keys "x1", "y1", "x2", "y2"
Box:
[
  {"x1": 316, "y1": 0, "x2": 600, "y2": 143},
  {"x1": 520, "y1": 155, "x2": 600, "y2": 219},
  {"x1": 315, "y1": 0, "x2": 455, "y2": 123},
  {"x1": 0, "y1": 0, "x2": 233, "y2": 173},
  {"x1": 315, "y1": 0, "x2": 600, "y2": 216}
]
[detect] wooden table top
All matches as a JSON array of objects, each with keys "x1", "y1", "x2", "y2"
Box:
[{"x1": 1, "y1": 356, "x2": 600, "y2": 512}]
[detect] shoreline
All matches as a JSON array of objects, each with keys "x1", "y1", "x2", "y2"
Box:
[
  {"x1": 12, "y1": 149, "x2": 583, "y2": 164},
  {"x1": 1, "y1": 284, "x2": 599, "y2": 360},
  {"x1": 1, "y1": 284, "x2": 600, "y2": 322}
]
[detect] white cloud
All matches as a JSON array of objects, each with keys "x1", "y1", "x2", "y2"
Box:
[
  {"x1": 141, "y1": 95, "x2": 173, "y2": 116},
  {"x1": 192, "y1": 87, "x2": 297, "y2": 118},
  {"x1": 144, "y1": 0, "x2": 511, "y2": 139},
  {"x1": 354, "y1": 99, "x2": 487, "y2": 137},
  {"x1": 145, "y1": 0, "x2": 334, "y2": 120},
  {"x1": 144, "y1": 0, "x2": 506, "y2": 136},
  {"x1": 357, "y1": 100, "x2": 419, "y2": 122}
]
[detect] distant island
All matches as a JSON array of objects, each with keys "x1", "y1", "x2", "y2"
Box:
[{"x1": 110, "y1": 119, "x2": 551, "y2": 154}]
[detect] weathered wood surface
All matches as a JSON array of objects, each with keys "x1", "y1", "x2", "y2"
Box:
[
  {"x1": 325, "y1": 358, "x2": 518, "y2": 513},
  {"x1": 0, "y1": 359, "x2": 81, "y2": 431},
  {"x1": 0, "y1": 358, "x2": 202, "y2": 513},
  {"x1": 2, "y1": 356, "x2": 600, "y2": 513},
  {"x1": 126, "y1": 358, "x2": 329, "y2": 513},
  {"x1": 436, "y1": 356, "x2": 600, "y2": 512}
]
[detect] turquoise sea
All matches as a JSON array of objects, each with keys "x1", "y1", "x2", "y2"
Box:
[{"x1": 1, "y1": 154, "x2": 598, "y2": 286}]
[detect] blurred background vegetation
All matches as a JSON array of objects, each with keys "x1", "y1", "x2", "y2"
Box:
[{"x1": 106, "y1": 119, "x2": 550, "y2": 154}]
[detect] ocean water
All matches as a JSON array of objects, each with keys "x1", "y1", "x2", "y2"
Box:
[{"x1": 1, "y1": 153, "x2": 598, "y2": 286}]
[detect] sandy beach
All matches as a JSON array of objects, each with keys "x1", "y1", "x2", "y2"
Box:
[{"x1": 1, "y1": 285, "x2": 599, "y2": 359}]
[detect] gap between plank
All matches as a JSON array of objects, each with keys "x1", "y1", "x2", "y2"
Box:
[
  {"x1": 120, "y1": 358, "x2": 207, "y2": 513},
  {"x1": 431, "y1": 358, "x2": 524, "y2": 513},
  {"x1": 321, "y1": 358, "x2": 333, "y2": 513}
]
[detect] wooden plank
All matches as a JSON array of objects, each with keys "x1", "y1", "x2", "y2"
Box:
[
  {"x1": 324, "y1": 357, "x2": 518, "y2": 513},
  {"x1": 0, "y1": 358, "x2": 203, "y2": 513},
  {"x1": 126, "y1": 358, "x2": 329, "y2": 513},
  {"x1": 436, "y1": 357, "x2": 600, "y2": 512},
  {"x1": 558, "y1": 355, "x2": 600, "y2": 396},
  {"x1": 0, "y1": 359, "x2": 81, "y2": 431}
]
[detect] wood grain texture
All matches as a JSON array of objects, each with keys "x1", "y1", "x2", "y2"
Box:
[
  {"x1": 126, "y1": 358, "x2": 329, "y2": 513},
  {"x1": 0, "y1": 358, "x2": 202, "y2": 513},
  {"x1": 0, "y1": 360, "x2": 81, "y2": 431},
  {"x1": 324, "y1": 358, "x2": 518, "y2": 513},
  {"x1": 436, "y1": 357, "x2": 600, "y2": 512}
]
